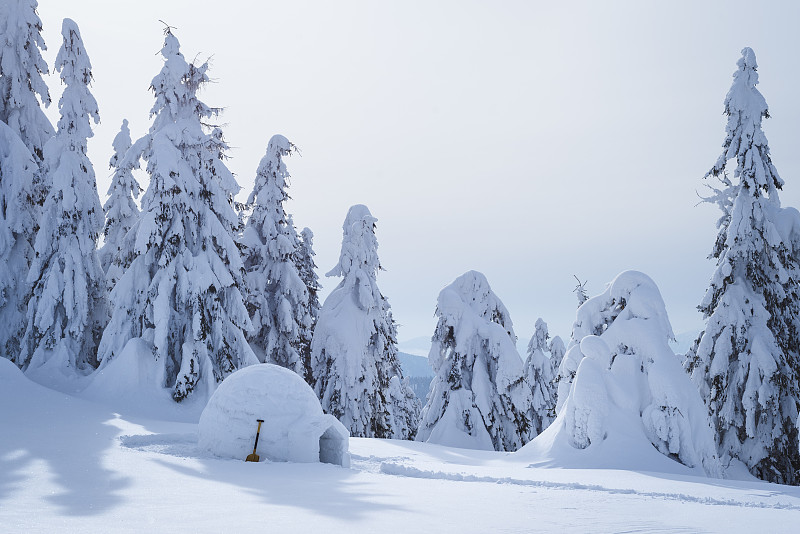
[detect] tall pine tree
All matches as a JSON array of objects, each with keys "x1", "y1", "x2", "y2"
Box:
[
  {"x1": 0, "y1": 0, "x2": 52, "y2": 364},
  {"x1": 311, "y1": 204, "x2": 419, "y2": 439},
  {"x1": 99, "y1": 118, "x2": 141, "y2": 289},
  {"x1": 241, "y1": 135, "x2": 310, "y2": 376},
  {"x1": 524, "y1": 318, "x2": 557, "y2": 436},
  {"x1": 0, "y1": 120, "x2": 36, "y2": 362},
  {"x1": 98, "y1": 29, "x2": 256, "y2": 401},
  {"x1": 684, "y1": 47, "x2": 800, "y2": 484},
  {"x1": 549, "y1": 335, "x2": 566, "y2": 371},
  {"x1": 18, "y1": 19, "x2": 106, "y2": 375},
  {"x1": 296, "y1": 225, "x2": 321, "y2": 382}
]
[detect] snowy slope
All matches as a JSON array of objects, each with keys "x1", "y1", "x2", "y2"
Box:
[{"x1": 2, "y1": 357, "x2": 800, "y2": 533}]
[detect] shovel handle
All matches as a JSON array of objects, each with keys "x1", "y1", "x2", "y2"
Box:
[{"x1": 252, "y1": 419, "x2": 264, "y2": 453}]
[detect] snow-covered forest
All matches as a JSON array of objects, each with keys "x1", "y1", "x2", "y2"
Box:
[{"x1": 4, "y1": 2, "x2": 800, "y2": 532}]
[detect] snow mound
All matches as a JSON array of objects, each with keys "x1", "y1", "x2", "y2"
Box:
[
  {"x1": 424, "y1": 389, "x2": 495, "y2": 451},
  {"x1": 0, "y1": 356, "x2": 25, "y2": 383},
  {"x1": 199, "y1": 364, "x2": 350, "y2": 466},
  {"x1": 82, "y1": 338, "x2": 208, "y2": 422}
]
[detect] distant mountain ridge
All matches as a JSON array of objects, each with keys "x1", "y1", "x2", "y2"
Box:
[
  {"x1": 397, "y1": 351, "x2": 433, "y2": 401},
  {"x1": 397, "y1": 352, "x2": 432, "y2": 378},
  {"x1": 397, "y1": 337, "x2": 431, "y2": 357}
]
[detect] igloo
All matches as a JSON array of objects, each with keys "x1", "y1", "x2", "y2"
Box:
[{"x1": 198, "y1": 364, "x2": 350, "y2": 467}]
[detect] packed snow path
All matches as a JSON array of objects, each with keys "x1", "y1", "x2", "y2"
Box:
[{"x1": 2, "y1": 360, "x2": 799, "y2": 533}]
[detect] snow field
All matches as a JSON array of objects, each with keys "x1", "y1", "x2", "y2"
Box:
[
  {"x1": 2, "y1": 8, "x2": 800, "y2": 530},
  {"x1": 3, "y1": 357, "x2": 800, "y2": 533}
]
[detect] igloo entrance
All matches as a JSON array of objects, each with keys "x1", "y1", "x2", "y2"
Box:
[{"x1": 319, "y1": 425, "x2": 347, "y2": 466}]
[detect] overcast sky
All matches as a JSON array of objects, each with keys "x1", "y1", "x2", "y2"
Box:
[{"x1": 35, "y1": 1, "x2": 800, "y2": 345}]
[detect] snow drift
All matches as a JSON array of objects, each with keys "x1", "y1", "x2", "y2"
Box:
[
  {"x1": 82, "y1": 338, "x2": 208, "y2": 421},
  {"x1": 199, "y1": 364, "x2": 350, "y2": 466}
]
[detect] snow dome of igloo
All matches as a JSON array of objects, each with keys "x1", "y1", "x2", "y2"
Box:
[{"x1": 198, "y1": 364, "x2": 350, "y2": 467}]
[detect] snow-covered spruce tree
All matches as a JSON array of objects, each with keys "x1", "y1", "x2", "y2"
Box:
[
  {"x1": 524, "y1": 318, "x2": 557, "y2": 436},
  {"x1": 311, "y1": 205, "x2": 420, "y2": 439},
  {"x1": 550, "y1": 271, "x2": 721, "y2": 476},
  {"x1": 99, "y1": 119, "x2": 141, "y2": 288},
  {"x1": 0, "y1": 0, "x2": 52, "y2": 363},
  {"x1": 97, "y1": 29, "x2": 257, "y2": 401},
  {"x1": 547, "y1": 334, "x2": 566, "y2": 413},
  {"x1": 296, "y1": 226, "x2": 321, "y2": 382},
  {"x1": 0, "y1": 120, "x2": 37, "y2": 363},
  {"x1": 241, "y1": 135, "x2": 311, "y2": 376},
  {"x1": 683, "y1": 47, "x2": 800, "y2": 484},
  {"x1": 17, "y1": 19, "x2": 106, "y2": 375},
  {"x1": 0, "y1": 0, "x2": 53, "y2": 165},
  {"x1": 416, "y1": 270, "x2": 532, "y2": 451},
  {"x1": 573, "y1": 275, "x2": 588, "y2": 308},
  {"x1": 549, "y1": 335, "x2": 566, "y2": 372},
  {"x1": 554, "y1": 278, "x2": 591, "y2": 411}
]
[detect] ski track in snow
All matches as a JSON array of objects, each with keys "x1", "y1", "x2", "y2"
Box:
[
  {"x1": 119, "y1": 433, "x2": 203, "y2": 458},
  {"x1": 118, "y1": 435, "x2": 800, "y2": 513},
  {"x1": 378, "y1": 462, "x2": 800, "y2": 511}
]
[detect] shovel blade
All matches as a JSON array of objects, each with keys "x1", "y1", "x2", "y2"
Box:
[{"x1": 246, "y1": 453, "x2": 260, "y2": 462}]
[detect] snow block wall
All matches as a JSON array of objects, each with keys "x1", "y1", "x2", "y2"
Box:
[{"x1": 199, "y1": 364, "x2": 350, "y2": 466}]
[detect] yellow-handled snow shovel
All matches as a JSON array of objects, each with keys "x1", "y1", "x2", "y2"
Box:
[{"x1": 246, "y1": 419, "x2": 265, "y2": 462}]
